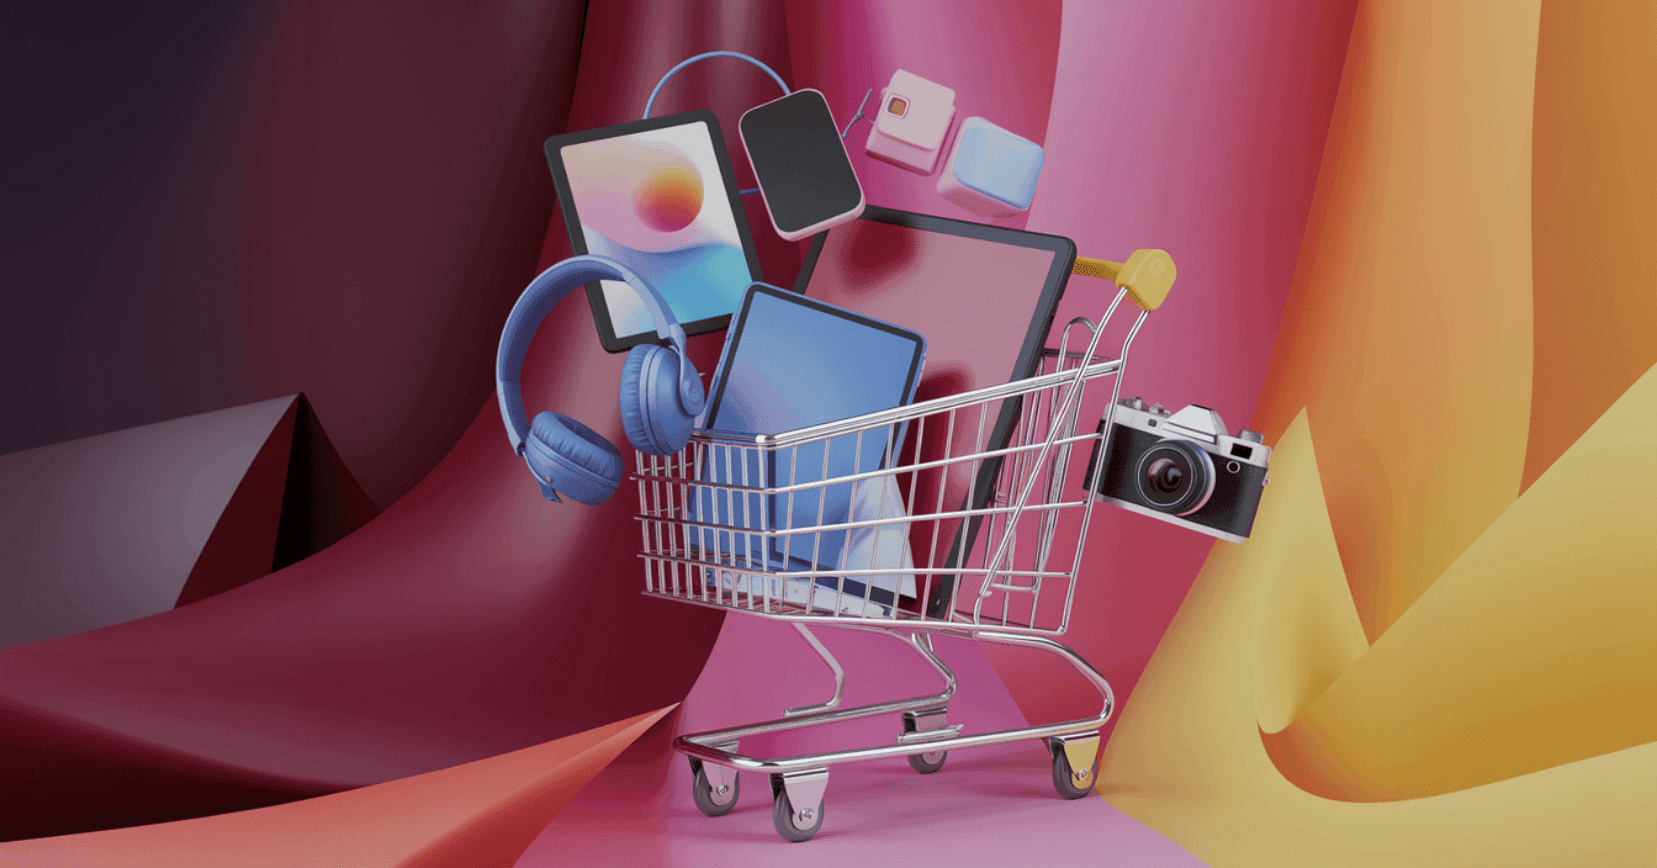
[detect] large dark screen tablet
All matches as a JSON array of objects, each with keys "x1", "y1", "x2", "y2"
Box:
[
  {"x1": 793, "y1": 205, "x2": 1076, "y2": 618},
  {"x1": 545, "y1": 110, "x2": 764, "y2": 352}
]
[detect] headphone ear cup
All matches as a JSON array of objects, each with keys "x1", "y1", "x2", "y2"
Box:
[
  {"x1": 524, "y1": 411, "x2": 623, "y2": 505},
  {"x1": 621, "y1": 344, "x2": 695, "y2": 456}
]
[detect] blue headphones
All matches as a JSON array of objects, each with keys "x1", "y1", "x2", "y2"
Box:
[{"x1": 496, "y1": 255, "x2": 706, "y2": 505}]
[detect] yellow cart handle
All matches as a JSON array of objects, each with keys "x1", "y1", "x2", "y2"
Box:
[{"x1": 1072, "y1": 249, "x2": 1176, "y2": 311}]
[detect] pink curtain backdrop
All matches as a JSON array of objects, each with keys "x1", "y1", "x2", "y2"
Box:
[{"x1": 1, "y1": 0, "x2": 1365, "y2": 861}]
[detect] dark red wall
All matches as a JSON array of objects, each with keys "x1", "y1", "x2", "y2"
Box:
[{"x1": 0, "y1": 0, "x2": 587, "y2": 509}]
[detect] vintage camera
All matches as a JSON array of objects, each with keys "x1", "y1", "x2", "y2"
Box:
[{"x1": 1086, "y1": 397, "x2": 1272, "y2": 542}]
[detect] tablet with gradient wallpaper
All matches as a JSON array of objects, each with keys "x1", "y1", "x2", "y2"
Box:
[{"x1": 545, "y1": 110, "x2": 764, "y2": 352}]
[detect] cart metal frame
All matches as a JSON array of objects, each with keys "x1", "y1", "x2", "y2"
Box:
[{"x1": 633, "y1": 252, "x2": 1172, "y2": 841}]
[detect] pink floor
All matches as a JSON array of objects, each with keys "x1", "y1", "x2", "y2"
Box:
[{"x1": 517, "y1": 613, "x2": 1206, "y2": 866}]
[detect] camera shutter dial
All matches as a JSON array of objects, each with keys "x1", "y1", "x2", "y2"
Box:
[{"x1": 1133, "y1": 440, "x2": 1216, "y2": 516}]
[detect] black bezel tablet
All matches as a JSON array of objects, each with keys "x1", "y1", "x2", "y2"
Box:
[
  {"x1": 544, "y1": 110, "x2": 765, "y2": 353},
  {"x1": 792, "y1": 205, "x2": 1077, "y2": 618}
]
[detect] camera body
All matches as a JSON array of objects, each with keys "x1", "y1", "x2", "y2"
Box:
[{"x1": 1086, "y1": 398, "x2": 1272, "y2": 542}]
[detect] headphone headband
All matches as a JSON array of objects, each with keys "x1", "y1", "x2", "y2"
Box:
[{"x1": 495, "y1": 255, "x2": 703, "y2": 454}]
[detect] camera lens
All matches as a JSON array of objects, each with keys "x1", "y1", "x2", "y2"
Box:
[
  {"x1": 1146, "y1": 458, "x2": 1183, "y2": 492},
  {"x1": 1134, "y1": 440, "x2": 1215, "y2": 516}
]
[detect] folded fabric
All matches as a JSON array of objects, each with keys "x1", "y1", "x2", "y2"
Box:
[{"x1": 836, "y1": 474, "x2": 916, "y2": 600}]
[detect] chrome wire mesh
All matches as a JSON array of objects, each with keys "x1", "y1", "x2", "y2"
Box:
[{"x1": 635, "y1": 292, "x2": 1144, "y2": 637}]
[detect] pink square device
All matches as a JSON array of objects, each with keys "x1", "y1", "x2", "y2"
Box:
[{"x1": 864, "y1": 70, "x2": 956, "y2": 175}]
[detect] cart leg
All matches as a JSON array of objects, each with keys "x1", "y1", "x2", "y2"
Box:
[
  {"x1": 977, "y1": 631, "x2": 1115, "y2": 724},
  {"x1": 783, "y1": 623, "x2": 845, "y2": 717},
  {"x1": 1048, "y1": 733, "x2": 1100, "y2": 799},
  {"x1": 770, "y1": 769, "x2": 829, "y2": 842},
  {"x1": 674, "y1": 628, "x2": 961, "y2": 767}
]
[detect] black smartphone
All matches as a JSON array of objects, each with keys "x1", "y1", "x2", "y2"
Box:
[{"x1": 739, "y1": 89, "x2": 865, "y2": 242}]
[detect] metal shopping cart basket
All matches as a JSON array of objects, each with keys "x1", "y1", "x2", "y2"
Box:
[{"x1": 634, "y1": 250, "x2": 1176, "y2": 841}]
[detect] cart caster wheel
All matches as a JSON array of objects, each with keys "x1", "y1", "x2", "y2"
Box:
[
  {"x1": 907, "y1": 749, "x2": 948, "y2": 774},
  {"x1": 690, "y1": 764, "x2": 739, "y2": 817},
  {"x1": 901, "y1": 707, "x2": 951, "y2": 774},
  {"x1": 772, "y1": 788, "x2": 825, "y2": 842},
  {"x1": 1049, "y1": 739, "x2": 1098, "y2": 800}
]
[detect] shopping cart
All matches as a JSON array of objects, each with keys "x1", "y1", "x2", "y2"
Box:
[{"x1": 634, "y1": 249, "x2": 1175, "y2": 841}]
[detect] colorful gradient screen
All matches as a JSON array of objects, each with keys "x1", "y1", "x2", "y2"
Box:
[{"x1": 560, "y1": 120, "x2": 753, "y2": 340}]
